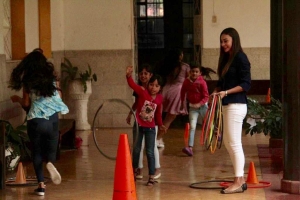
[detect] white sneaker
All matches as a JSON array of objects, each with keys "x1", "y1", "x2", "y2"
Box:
[
  {"x1": 34, "y1": 187, "x2": 45, "y2": 196},
  {"x1": 46, "y1": 162, "x2": 61, "y2": 185},
  {"x1": 154, "y1": 169, "x2": 161, "y2": 179},
  {"x1": 135, "y1": 168, "x2": 143, "y2": 179},
  {"x1": 157, "y1": 138, "x2": 165, "y2": 148}
]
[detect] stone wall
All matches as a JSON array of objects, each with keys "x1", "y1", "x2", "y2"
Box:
[
  {"x1": 0, "y1": 47, "x2": 269, "y2": 128},
  {"x1": 202, "y1": 47, "x2": 270, "y2": 80},
  {"x1": 52, "y1": 50, "x2": 134, "y2": 128},
  {"x1": 202, "y1": 47, "x2": 270, "y2": 102},
  {"x1": 0, "y1": 55, "x2": 26, "y2": 127}
]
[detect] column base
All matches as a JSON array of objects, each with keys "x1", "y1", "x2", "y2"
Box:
[
  {"x1": 76, "y1": 130, "x2": 91, "y2": 146},
  {"x1": 76, "y1": 123, "x2": 91, "y2": 131},
  {"x1": 281, "y1": 179, "x2": 300, "y2": 194},
  {"x1": 269, "y1": 138, "x2": 283, "y2": 148}
]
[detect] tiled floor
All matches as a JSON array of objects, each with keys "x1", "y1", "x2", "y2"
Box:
[{"x1": 0, "y1": 126, "x2": 297, "y2": 200}]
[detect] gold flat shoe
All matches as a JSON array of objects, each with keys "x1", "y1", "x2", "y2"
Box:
[
  {"x1": 220, "y1": 186, "x2": 244, "y2": 194},
  {"x1": 242, "y1": 183, "x2": 247, "y2": 191}
]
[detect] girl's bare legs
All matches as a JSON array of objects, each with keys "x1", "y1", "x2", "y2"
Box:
[
  {"x1": 163, "y1": 113, "x2": 177, "y2": 130},
  {"x1": 157, "y1": 113, "x2": 177, "y2": 143}
]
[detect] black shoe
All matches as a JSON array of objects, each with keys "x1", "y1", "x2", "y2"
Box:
[
  {"x1": 220, "y1": 183, "x2": 247, "y2": 194},
  {"x1": 34, "y1": 187, "x2": 45, "y2": 196},
  {"x1": 242, "y1": 183, "x2": 247, "y2": 191}
]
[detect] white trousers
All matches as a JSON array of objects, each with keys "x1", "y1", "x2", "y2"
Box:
[{"x1": 222, "y1": 104, "x2": 247, "y2": 177}]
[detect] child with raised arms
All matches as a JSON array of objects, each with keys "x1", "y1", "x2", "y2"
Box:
[
  {"x1": 126, "y1": 64, "x2": 161, "y2": 180},
  {"x1": 126, "y1": 66, "x2": 166, "y2": 186}
]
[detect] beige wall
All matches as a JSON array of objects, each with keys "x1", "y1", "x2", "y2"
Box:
[
  {"x1": 202, "y1": 0, "x2": 270, "y2": 80},
  {"x1": 0, "y1": 2, "x2": 4, "y2": 54},
  {"x1": 0, "y1": 55, "x2": 26, "y2": 126},
  {"x1": 51, "y1": 0, "x2": 64, "y2": 51},
  {"x1": 0, "y1": 1, "x2": 270, "y2": 128},
  {"x1": 0, "y1": 2, "x2": 25, "y2": 126},
  {"x1": 25, "y1": 0, "x2": 39, "y2": 53},
  {"x1": 202, "y1": 0, "x2": 270, "y2": 48},
  {"x1": 1, "y1": 0, "x2": 135, "y2": 128},
  {"x1": 50, "y1": 0, "x2": 135, "y2": 127},
  {"x1": 55, "y1": 50, "x2": 134, "y2": 127},
  {"x1": 202, "y1": 47, "x2": 270, "y2": 81},
  {"x1": 62, "y1": 0, "x2": 133, "y2": 50}
]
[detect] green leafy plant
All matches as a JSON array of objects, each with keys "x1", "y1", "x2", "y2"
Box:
[
  {"x1": 244, "y1": 97, "x2": 282, "y2": 139},
  {"x1": 0, "y1": 119, "x2": 31, "y2": 170},
  {"x1": 61, "y1": 57, "x2": 97, "y2": 93}
]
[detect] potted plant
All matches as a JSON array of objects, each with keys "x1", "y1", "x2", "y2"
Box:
[
  {"x1": 244, "y1": 97, "x2": 283, "y2": 148},
  {"x1": 61, "y1": 57, "x2": 98, "y2": 130},
  {"x1": 0, "y1": 119, "x2": 30, "y2": 171},
  {"x1": 61, "y1": 57, "x2": 97, "y2": 93}
]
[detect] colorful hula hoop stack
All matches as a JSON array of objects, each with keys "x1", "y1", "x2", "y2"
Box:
[{"x1": 200, "y1": 95, "x2": 223, "y2": 153}]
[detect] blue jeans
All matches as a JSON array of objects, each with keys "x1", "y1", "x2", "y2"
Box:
[
  {"x1": 27, "y1": 113, "x2": 59, "y2": 183},
  {"x1": 133, "y1": 125, "x2": 160, "y2": 169},
  {"x1": 188, "y1": 104, "x2": 208, "y2": 147},
  {"x1": 132, "y1": 126, "x2": 156, "y2": 175}
]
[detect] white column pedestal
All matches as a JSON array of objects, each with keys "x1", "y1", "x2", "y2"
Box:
[{"x1": 69, "y1": 80, "x2": 92, "y2": 130}]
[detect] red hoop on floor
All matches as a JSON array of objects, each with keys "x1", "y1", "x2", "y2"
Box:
[{"x1": 220, "y1": 181, "x2": 271, "y2": 188}]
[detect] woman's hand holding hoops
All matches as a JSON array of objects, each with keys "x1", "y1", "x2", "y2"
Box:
[{"x1": 208, "y1": 90, "x2": 226, "y2": 107}]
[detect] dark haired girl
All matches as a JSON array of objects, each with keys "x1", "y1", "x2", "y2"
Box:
[
  {"x1": 9, "y1": 50, "x2": 69, "y2": 196},
  {"x1": 126, "y1": 66, "x2": 166, "y2": 186},
  {"x1": 126, "y1": 64, "x2": 162, "y2": 180},
  {"x1": 157, "y1": 48, "x2": 190, "y2": 147}
]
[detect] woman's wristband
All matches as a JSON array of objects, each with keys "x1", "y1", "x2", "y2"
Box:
[{"x1": 225, "y1": 90, "x2": 228, "y2": 96}]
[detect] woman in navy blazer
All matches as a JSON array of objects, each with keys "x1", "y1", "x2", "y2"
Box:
[{"x1": 211, "y1": 27, "x2": 251, "y2": 194}]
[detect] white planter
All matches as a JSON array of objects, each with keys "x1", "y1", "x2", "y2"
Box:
[{"x1": 68, "y1": 80, "x2": 92, "y2": 130}]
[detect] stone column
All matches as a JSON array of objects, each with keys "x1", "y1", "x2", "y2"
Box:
[
  {"x1": 281, "y1": 0, "x2": 300, "y2": 194},
  {"x1": 68, "y1": 80, "x2": 92, "y2": 130}
]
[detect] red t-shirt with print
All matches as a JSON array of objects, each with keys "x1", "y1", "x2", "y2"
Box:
[{"x1": 127, "y1": 76, "x2": 163, "y2": 127}]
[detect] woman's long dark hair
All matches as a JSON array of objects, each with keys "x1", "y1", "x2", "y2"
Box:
[
  {"x1": 9, "y1": 49, "x2": 58, "y2": 97},
  {"x1": 217, "y1": 27, "x2": 243, "y2": 78}
]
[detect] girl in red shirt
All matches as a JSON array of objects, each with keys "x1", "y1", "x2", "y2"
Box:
[
  {"x1": 180, "y1": 63, "x2": 209, "y2": 156},
  {"x1": 126, "y1": 66, "x2": 166, "y2": 186},
  {"x1": 126, "y1": 64, "x2": 162, "y2": 180}
]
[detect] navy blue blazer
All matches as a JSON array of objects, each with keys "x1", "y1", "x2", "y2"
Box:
[{"x1": 217, "y1": 51, "x2": 251, "y2": 105}]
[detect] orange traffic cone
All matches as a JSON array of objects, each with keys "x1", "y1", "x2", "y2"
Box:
[
  {"x1": 15, "y1": 162, "x2": 26, "y2": 184},
  {"x1": 112, "y1": 134, "x2": 137, "y2": 200},
  {"x1": 184, "y1": 123, "x2": 190, "y2": 147},
  {"x1": 265, "y1": 88, "x2": 271, "y2": 103},
  {"x1": 246, "y1": 161, "x2": 259, "y2": 184}
]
